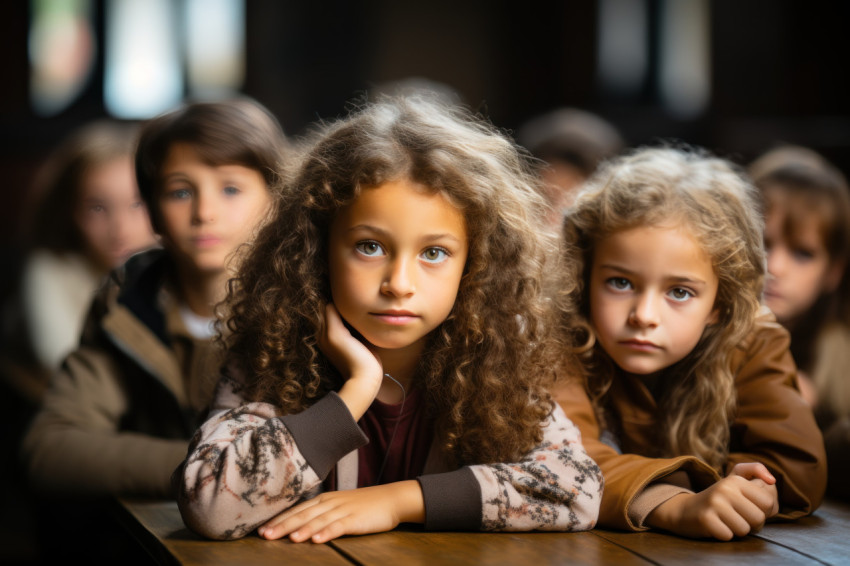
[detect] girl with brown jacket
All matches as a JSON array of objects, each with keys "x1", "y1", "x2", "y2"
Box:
[{"x1": 555, "y1": 146, "x2": 826, "y2": 540}]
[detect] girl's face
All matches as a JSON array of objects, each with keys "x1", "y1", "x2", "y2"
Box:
[
  {"x1": 74, "y1": 155, "x2": 157, "y2": 270},
  {"x1": 156, "y1": 143, "x2": 272, "y2": 277},
  {"x1": 763, "y1": 201, "x2": 840, "y2": 326},
  {"x1": 328, "y1": 178, "x2": 468, "y2": 358},
  {"x1": 589, "y1": 223, "x2": 719, "y2": 377}
]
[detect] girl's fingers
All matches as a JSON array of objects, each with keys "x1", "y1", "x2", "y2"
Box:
[
  {"x1": 705, "y1": 515, "x2": 735, "y2": 541},
  {"x1": 714, "y1": 504, "x2": 754, "y2": 539},
  {"x1": 746, "y1": 479, "x2": 776, "y2": 510},
  {"x1": 309, "y1": 519, "x2": 351, "y2": 544},
  {"x1": 260, "y1": 495, "x2": 356, "y2": 543},
  {"x1": 324, "y1": 303, "x2": 343, "y2": 332},
  {"x1": 289, "y1": 508, "x2": 352, "y2": 543},
  {"x1": 734, "y1": 499, "x2": 767, "y2": 532},
  {"x1": 737, "y1": 476, "x2": 779, "y2": 515},
  {"x1": 730, "y1": 462, "x2": 776, "y2": 484},
  {"x1": 259, "y1": 499, "x2": 323, "y2": 538}
]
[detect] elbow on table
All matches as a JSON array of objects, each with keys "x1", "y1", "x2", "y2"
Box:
[
  {"x1": 177, "y1": 495, "x2": 257, "y2": 541},
  {"x1": 572, "y1": 495, "x2": 601, "y2": 531},
  {"x1": 567, "y1": 472, "x2": 603, "y2": 531},
  {"x1": 176, "y1": 474, "x2": 260, "y2": 541}
]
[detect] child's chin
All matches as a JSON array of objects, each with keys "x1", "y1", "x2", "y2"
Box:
[
  {"x1": 616, "y1": 362, "x2": 664, "y2": 377},
  {"x1": 360, "y1": 333, "x2": 422, "y2": 352}
]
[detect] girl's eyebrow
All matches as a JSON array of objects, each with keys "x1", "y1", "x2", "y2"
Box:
[
  {"x1": 599, "y1": 263, "x2": 709, "y2": 286},
  {"x1": 598, "y1": 263, "x2": 634, "y2": 275},
  {"x1": 162, "y1": 172, "x2": 190, "y2": 182},
  {"x1": 347, "y1": 224, "x2": 464, "y2": 244},
  {"x1": 666, "y1": 275, "x2": 709, "y2": 287}
]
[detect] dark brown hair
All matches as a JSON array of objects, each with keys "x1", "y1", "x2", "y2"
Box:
[{"x1": 135, "y1": 97, "x2": 287, "y2": 231}]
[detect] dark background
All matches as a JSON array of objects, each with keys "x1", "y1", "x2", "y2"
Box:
[
  {"x1": 4, "y1": 0, "x2": 850, "y2": 382},
  {"x1": 2, "y1": 0, "x2": 850, "y2": 258}
]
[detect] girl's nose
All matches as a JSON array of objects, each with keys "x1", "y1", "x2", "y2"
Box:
[
  {"x1": 107, "y1": 208, "x2": 131, "y2": 243},
  {"x1": 628, "y1": 293, "x2": 660, "y2": 328},
  {"x1": 192, "y1": 192, "x2": 217, "y2": 224},
  {"x1": 765, "y1": 247, "x2": 787, "y2": 278},
  {"x1": 381, "y1": 257, "x2": 416, "y2": 297}
]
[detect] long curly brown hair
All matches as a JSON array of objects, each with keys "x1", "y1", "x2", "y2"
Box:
[
  {"x1": 562, "y1": 146, "x2": 765, "y2": 470},
  {"x1": 222, "y1": 94, "x2": 571, "y2": 465}
]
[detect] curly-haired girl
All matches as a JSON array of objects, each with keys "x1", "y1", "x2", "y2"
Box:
[
  {"x1": 175, "y1": 94, "x2": 602, "y2": 542},
  {"x1": 554, "y1": 146, "x2": 826, "y2": 540}
]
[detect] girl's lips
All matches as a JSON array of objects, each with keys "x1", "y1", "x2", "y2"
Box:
[
  {"x1": 192, "y1": 236, "x2": 222, "y2": 248},
  {"x1": 763, "y1": 289, "x2": 782, "y2": 301},
  {"x1": 619, "y1": 339, "x2": 660, "y2": 351},
  {"x1": 371, "y1": 311, "x2": 419, "y2": 325}
]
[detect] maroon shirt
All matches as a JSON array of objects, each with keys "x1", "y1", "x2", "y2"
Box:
[{"x1": 356, "y1": 386, "x2": 434, "y2": 486}]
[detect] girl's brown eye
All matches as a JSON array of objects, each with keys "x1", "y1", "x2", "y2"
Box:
[
  {"x1": 668, "y1": 288, "x2": 693, "y2": 302},
  {"x1": 421, "y1": 247, "x2": 448, "y2": 263},
  {"x1": 355, "y1": 241, "x2": 383, "y2": 256}
]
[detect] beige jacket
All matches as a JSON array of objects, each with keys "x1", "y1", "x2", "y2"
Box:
[{"x1": 21, "y1": 250, "x2": 222, "y2": 499}]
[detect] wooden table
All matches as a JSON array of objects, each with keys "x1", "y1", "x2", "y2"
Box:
[{"x1": 115, "y1": 497, "x2": 850, "y2": 565}]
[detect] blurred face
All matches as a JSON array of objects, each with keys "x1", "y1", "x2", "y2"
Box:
[
  {"x1": 73, "y1": 155, "x2": 157, "y2": 269},
  {"x1": 589, "y1": 223, "x2": 719, "y2": 377},
  {"x1": 156, "y1": 143, "x2": 272, "y2": 277},
  {"x1": 763, "y1": 203, "x2": 838, "y2": 325},
  {"x1": 541, "y1": 160, "x2": 586, "y2": 228},
  {"x1": 328, "y1": 178, "x2": 468, "y2": 360}
]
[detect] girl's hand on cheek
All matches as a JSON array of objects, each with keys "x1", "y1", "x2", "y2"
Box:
[
  {"x1": 319, "y1": 303, "x2": 383, "y2": 419},
  {"x1": 256, "y1": 481, "x2": 425, "y2": 543}
]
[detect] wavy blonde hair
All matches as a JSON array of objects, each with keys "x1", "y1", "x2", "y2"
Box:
[
  {"x1": 223, "y1": 94, "x2": 570, "y2": 465},
  {"x1": 562, "y1": 146, "x2": 765, "y2": 469}
]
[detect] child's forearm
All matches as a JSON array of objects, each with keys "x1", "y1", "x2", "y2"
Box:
[
  {"x1": 391, "y1": 480, "x2": 426, "y2": 524},
  {"x1": 338, "y1": 374, "x2": 382, "y2": 421}
]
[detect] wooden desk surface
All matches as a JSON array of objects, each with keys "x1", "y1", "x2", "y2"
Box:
[{"x1": 115, "y1": 498, "x2": 850, "y2": 565}]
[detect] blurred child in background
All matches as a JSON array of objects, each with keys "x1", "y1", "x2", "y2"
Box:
[
  {"x1": 20, "y1": 98, "x2": 286, "y2": 563},
  {"x1": 518, "y1": 107, "x2": 624, "y2": 229},
  {"x1": 750, "y1": 145, "x2": 850, "y2": 501},
  {"x1": 22, "y1": 120, "x2": 157, "y2": 377}
]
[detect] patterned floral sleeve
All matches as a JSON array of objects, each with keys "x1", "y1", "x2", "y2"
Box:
[
  {"x1": 420, "y1": 404, "x2": 602, "y2": 532},
  {"x1": 474, "y1": 404, "x2": 603, "y2": 531},
  {"x1": 175, "y1": 368, "x2": 368, "y2": 540}
]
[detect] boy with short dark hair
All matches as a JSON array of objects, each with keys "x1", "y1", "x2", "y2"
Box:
[{"x1": 20, "y1": 98, "x2": 285, "y2": 562}]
